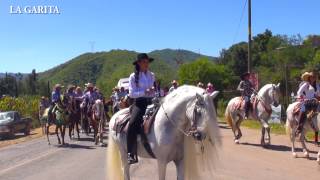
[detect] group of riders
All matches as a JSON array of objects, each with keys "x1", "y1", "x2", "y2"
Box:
[
  {"x1": 39, "y1": 53, "x2": 217, "y2": 164},
  {"x1": 237, "y1": 70, "x2": 320, "y2": 143},
  {"x1": 40, "y1": 83, "x2": 103, "y2": 123}
]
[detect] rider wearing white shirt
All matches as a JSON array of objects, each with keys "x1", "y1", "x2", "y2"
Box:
[
  {"x1": 296, "y1": 72, "x2": 319, "y2": 135},
  {"x1": 127, "y1": 53, "x2": 155, "y2": 164}
]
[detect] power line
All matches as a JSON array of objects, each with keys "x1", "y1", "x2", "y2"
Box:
[{"x1": 232, "y1": 0, "x2": 248, "y2": 44}]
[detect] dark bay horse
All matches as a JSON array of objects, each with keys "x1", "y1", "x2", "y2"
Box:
[{"x1": 68, "y1": 96, "x2": 81, "y2": 140}]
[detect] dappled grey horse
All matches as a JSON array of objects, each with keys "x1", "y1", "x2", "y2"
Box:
[
  {"x1": 225, "y1": 83, "x2": 281, "y2": 146},
  {"x1": 286, "y1": 102, "x2": 320, "y2": 163}
]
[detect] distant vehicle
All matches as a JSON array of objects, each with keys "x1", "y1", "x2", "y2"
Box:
[
  {"x1": 0, "y1": 111, "x2": 32, "y2": 138},
  {"x1": 117, "y1": 78, "x2": 129, "y2": 90}
]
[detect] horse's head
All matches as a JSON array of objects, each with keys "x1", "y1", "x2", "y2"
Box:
[
  {"x1": 269, "y1": 83, "x2": 281, "y2": 107},
  {"x1": 93, "y1": 99, "x2": 105, "y2": 121},
  {"x1": 187, "y1": 91, "x2": 220, "y2": 142}
]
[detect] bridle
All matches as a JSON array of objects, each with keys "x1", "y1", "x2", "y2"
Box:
[
  {"x1": 160, "y1": 95, "x2": 204, "y2": 138},
  {"x1": 254, "y1": 85, "x2": 278, "y2": 116}
]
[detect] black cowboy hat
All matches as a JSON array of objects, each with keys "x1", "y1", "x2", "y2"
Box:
[
  {"x1": 133, "y1": 53, "x2": 154, "y2": 65},
  {"x1": 240, "y1": 72, "x2": 251, "y2": 80}
]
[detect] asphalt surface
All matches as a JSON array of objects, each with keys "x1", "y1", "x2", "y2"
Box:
[{"x1": 0, "y1": 122, "x2": 320, "y2": 180}]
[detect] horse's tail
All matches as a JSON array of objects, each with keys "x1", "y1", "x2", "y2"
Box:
[
  {"x1": 285, "y1": 116, "x2": 292, "y2": 136},
  {"x1": 107, "y1": 133, "x2": 123, "y2": 180},
  {"x1": 225, "y1": 105, "x2": 233, "y2": 129}
]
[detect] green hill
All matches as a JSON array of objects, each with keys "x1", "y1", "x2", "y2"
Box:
[{"x1": 39, "y1": 49, "x2": 216, "y2": 96}]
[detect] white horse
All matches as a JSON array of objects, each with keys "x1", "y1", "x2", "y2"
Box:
[
  {"x1": 225, "y1": 83, "x2": 281, "y2": 146},
  {"x1": 92, "y1": 99, "x2": 106, "y2": 146},
  {"x1": 286, "y1": 102, "x2": 320, "y2": 163},
  {"x1": 107, "y1": 85, "x2": 221, "y2": 180}
]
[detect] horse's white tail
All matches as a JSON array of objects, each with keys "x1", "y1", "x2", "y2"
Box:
[
  {"x1": 225, "y1": 107, "x2": 233, "y2": 129},
  {"x1": 107, "y1": 135, "x2": 123, "y2": 180},
  {"x1": 285, "y1": 118, "x2": 292, "y2": 136}
]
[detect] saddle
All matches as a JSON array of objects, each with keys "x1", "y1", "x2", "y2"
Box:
[
  {"x1": 113, "y1": 104, "x2": 159, "y2": 135},
  {"x1": 293, "y1": 102, "x2": 302, "y2": 115},
  {"x1": 113, "y1": 103, "x2": 160, "y2": 159},
  {"x1": 234, "y1": 96, "x2": 257, "y2": 111}
]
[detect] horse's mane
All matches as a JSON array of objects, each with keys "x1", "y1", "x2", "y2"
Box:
[
  {"x1": 258, "y1": 84, "x2": 274, "y2": 96},
  {"x1": 163, "y1": 85, "x2": 206, "y2": 104}
]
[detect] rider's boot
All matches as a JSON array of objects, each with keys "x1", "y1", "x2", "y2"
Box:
[
  {"x1": 127, "y1": 125, "x2": 138, "y2": 164},
  {"x1": 244, "y1": 101, "x2": 250, "y2": 119},
  {"x1": 296, "y1": 111, "x2": 306, "y2": 136}
]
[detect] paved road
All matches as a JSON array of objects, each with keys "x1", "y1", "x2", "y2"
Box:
[{"x1": 0, "y1": 122, "x2": 319, "y2": 180}]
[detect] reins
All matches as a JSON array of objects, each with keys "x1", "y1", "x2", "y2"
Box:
[{"x1": 160, "y1": 103, "x2": 191, "y2": 137}]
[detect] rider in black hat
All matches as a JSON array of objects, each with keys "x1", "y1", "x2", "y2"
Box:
[
  {"x1": 127, "y1": 53, "x2": 155, "y2": 164},
  {"x1": 237, "y1": 72, "x2": 255, "y2": 119}
]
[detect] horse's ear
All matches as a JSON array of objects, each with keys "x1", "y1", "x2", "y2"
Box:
[
  {"x1": 210, "y1": 91, "x2": 219, "y2": 100},
  {"x1": 276, "y1": 83, "x2": 280, "y2": 88}
]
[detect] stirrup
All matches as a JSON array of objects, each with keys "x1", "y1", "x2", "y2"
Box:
[{"x1": 127, "y1": 153, "x2": 138, "y2": 164}]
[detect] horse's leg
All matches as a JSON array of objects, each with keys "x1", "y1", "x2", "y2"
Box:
[
  {"x1": 157, "y1": 161, "x2": 167, "y2": 180},
  {"x1": 290, "y1": 125, "x2": 298, "y2": 158},
  {"x1": 46, "y1": 124, "x2": 51, "y2": 145},
  {"x1": 56, "y1": 125, "x2": 61, "y2": 144},
  {"x1": 76, "y1": 120, "x2": 80, "y2": 140},
  {"x1": 259, "y1": 127, "x2": 265, "y2": 147},
  {"x1": 259, "y1": 119, "x2": 270, "y2": 146},
  {"x1": 174, "y1": 159, "x2": 184, "y2": 180},
  {"x1": 300, "y1": 130, "x2": 309, "y2": 158},
  {"x1": 62, "y1": 125, "x2": 66, "y2": 145},
  {"x1": 234, "y1": 116, "x2": 243, "y2": 144},
  {"x1": 99, "y1": 119, "x2": 104, "y2": 145},
  {"x1": 266, "y1": 126, "x2": 271, "y2": 145},
  {"x1": 69, "y1": 121, "x2": 73, "y2": 140}
]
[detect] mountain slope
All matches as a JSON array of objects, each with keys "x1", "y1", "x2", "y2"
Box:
[{"x1": 39, "y1": 49, "x2": 216, "y2": 95}]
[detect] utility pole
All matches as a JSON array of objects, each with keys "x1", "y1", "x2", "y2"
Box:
[
  {"x1": 89, "y1": 41, "x2": 95, "y2": 52},
  {"x1": 248, "y1": 0, "x2": 252, "y2": 73}
]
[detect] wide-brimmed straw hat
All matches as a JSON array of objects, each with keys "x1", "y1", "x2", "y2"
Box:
[
  {"x1": 133, "y1": 53, "x2": 154, "y2": 65},
  {"x1": 172, "y1": 80, "x2": 178, "y2": 85},
  {"x1": 54, "y1": 84, "x2": 64, "y2": 89},
  {"x1": 301, "y1": 72, "x2": 312, "y2": 81},
  {"x1": 86, "y1": 83, "x2": 94, "y2": 88}
]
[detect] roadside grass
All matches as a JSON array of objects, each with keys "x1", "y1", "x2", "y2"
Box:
[{"x1": 218, "y1": 116, "x2": 317, "y2": 141}]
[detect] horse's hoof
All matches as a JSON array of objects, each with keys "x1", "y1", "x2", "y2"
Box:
[
  {"x1": 292, "y1": 153, "x2": 297, "y2": 158},
  {"x1": 234, "y1": 139, "x2": 240, "y2": 144},
  {"x1": 99, "y1": 142, "x2": 104, "y2": 146},
  {"x1": 304, "y1": 152, "x2": 309, "y2": 158},
  {"x1": 317, "y1": 158, "x2": 320, "y2": 165}
]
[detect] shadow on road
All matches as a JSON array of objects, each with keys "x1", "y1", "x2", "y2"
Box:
[
  {"x1": 54, "y1": 143, "x2": 96, "y2": 149},
  {"x1": 241, "y1": 142, "x2": 292, "y2": 152},
  {"x1": 219, "y1": 125, "x2": 231, "y2": 130}
]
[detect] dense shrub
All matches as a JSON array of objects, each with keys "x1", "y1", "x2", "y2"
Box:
[{"x1": 0, "y1": 96, "x2": 40, "y2": 128}]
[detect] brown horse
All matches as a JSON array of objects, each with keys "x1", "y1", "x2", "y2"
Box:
[
  {"x1": 68, "y1": 96, "x2": 81, "y2": 140},
  {"x1": 45, "y1": 94, "x2": 69, "y2": 145}
]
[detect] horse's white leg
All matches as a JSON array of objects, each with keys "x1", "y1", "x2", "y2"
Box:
[
  {"x1": 261, "y1": 127, "x2": 266, "y2": 146},
  {"x1": 174, "y1": 159, "x2": 184, "y2": 180},
  {"x1": 259, "y1": 119, "x2": 269, "y2": 146},
  {"x1": 266, "y1": 126, "x2": 271, "y2": 145},
  {"x1": 300, "y1": 131, "x2": 309, "y2": 158},
  {"x1": 157, "y1": 161, "x2": 167, "y2": 180},
  {"x1": 291, "y1": 128, "x2": 297, "y2": 158}
]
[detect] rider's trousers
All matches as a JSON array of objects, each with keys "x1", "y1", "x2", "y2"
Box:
[{"x1": 127, "y1": 97, "x2": 151, "y2": 154}]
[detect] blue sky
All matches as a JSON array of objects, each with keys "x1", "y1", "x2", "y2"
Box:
[{"x1": 0, "y1": 0, "x2": 319, "y2": 73}]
